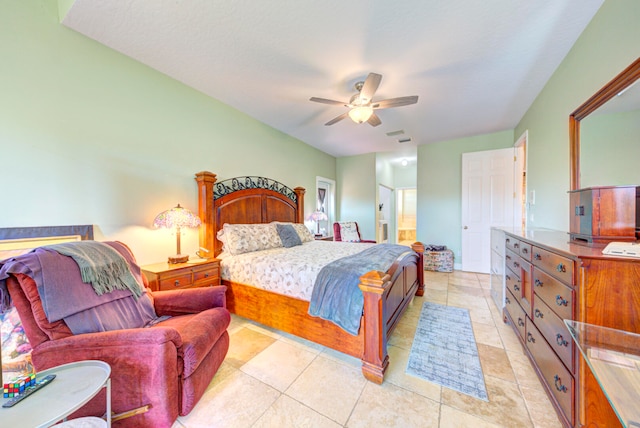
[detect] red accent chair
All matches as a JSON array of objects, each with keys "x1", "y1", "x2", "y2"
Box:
[
  {"x1": 333, "y1": 222, "x2": 376, "y2": 243},
  {"x1": 4, "y1": 243, "x2": 230, "y2": 427}
]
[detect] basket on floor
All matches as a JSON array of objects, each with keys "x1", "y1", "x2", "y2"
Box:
[{"x1": 424, "y1": 249, "x2": 454, "y2": 272}]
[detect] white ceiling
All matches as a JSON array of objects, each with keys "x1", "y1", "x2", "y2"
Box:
[{"x1": 61, "y1": 0, "x2": 604, "y2": 158}]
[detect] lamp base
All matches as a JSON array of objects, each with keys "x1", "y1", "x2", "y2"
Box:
[{"x1": 168, "y1": 254, "x2": 189, "y2": 264}]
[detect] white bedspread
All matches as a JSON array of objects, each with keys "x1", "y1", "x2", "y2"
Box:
[{"x1": 219, "y1": 240, "x2": 375, "y2": 300}]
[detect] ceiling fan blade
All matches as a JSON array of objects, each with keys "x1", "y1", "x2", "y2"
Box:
[
  {"x1": 325, "y1": 112, "x2": 349, "y2": 126},
  {"x1": 372, "y1": 96, "x2": 419, "y2": 109},
  {"x1": 367, "y1": 112, "x2": 382, "y2": 127},
  {"x1": 359, "y1": 73, "x2": 382, "y2": 103},
  {"x1": 310, "y1": 97, "x2": 348, "y2": 106}
]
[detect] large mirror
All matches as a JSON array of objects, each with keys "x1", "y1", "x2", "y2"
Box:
[{"x1": 569, "y1": 57, "x2": 640, "y2": 190}]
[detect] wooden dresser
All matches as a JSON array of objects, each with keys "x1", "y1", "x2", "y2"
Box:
[
  {"x1": 141, "y1": 258, "x2": 220, "y2": 292},
  {"x1": 496, "y1": 228, "x2": 640, "y2": 427}
]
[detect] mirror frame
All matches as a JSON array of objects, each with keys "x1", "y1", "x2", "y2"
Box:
[{"x1": 569, "y1": 57, "x2": 640, "y2": 191}]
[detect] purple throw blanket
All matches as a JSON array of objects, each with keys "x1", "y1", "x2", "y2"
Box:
[{"x1": 0, "y1": 241, "x2": 158, "y2": 334}]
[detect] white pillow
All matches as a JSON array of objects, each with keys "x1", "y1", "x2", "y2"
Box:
[
  {"x1": 221, "y1": 223, "x2": 283, "y2": 255},
  {"x1": 339, "y1": 222, "x2": 361, "y2": 242}
]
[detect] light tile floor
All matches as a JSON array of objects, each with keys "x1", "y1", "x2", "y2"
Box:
[{"x1": 172, "y1": 270, "x2": 562, "y2": 428}]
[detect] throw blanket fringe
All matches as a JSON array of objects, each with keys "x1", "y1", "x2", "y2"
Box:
[{"x1": 44, "y1": 241, "x2": 143, "y2": 299}]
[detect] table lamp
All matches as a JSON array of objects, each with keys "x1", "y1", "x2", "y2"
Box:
[
  {"x1": 153, "y1": 204, "x2": 201, "y2": 263},
  {"x1": 307, "y1": 210, "x2": 328, "y2": 236}
]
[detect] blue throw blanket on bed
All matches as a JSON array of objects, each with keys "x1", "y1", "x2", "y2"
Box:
[{"x1": 308, "y1": 244, "x2": 412, "y2": 335}]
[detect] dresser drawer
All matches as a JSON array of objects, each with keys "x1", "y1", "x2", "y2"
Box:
[
  {"x1": 532, "y1": 297, "x2": 574, "y2": 372},
  {"x1": 531, "y1": 246, "x2": 574, "y2": 285},
  {"x1": 505, "y1": 236, "x2": 520, "y2": 254},
  {"x1": 505, "y1": 266, "x2": 521, "y2": 302},
  {"x1": 158, "y1": 273, "x2": 193, "y2": 290},
  {"x1": 533, "y1": 268, "x2": 573, "y2": 321},
  {"x1": 505, "y1": 289, "x2": 526, "y2": 341},
  {"x1": 518, "y1": 242, "x2": 532, "y2": 261},
  {"x1": 526, "y1": 320, "x2": 574, "y2": 426},
  {"x1": 505, "y1": 249, "x2": 522, "y2": 276}
]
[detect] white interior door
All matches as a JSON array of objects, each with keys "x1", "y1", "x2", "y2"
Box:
[{"x1": 461, "y1": 148, "x2": 515, "y2": 273}]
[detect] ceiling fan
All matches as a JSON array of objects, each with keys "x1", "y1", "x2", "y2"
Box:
[{"x1": 309, "y1": 73, "x2": 418, "y2": 127}]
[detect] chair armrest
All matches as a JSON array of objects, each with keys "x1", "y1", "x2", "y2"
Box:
[
  {"x1": 152, "y1": 286, "x2": 227, "y2": 316},
  {"x1": 36, "y1": 326, "x2": 182, "y2": 350},
  {"x1": 30, "y1": 327, "x2": 183, "y2": 371}
]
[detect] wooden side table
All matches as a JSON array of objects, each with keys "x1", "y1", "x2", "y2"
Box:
[
  {"x1": 314, "y1": 235, "x2": 334, "y2": 241},
  {"x1": 141, "y1": 258, "x2": 220, "y2": 292}
]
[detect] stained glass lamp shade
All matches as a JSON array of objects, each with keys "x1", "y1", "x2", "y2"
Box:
[{"x1": 153, "y1": 204, "x2": 201, "y2": 264}]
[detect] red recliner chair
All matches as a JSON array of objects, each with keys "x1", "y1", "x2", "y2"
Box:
[
  {"x1": 333, "y1": 222, "x2": 376, "y2": 243},
  {"x1": 2, "y1": 241, "x2": 230, "y2": 427}
]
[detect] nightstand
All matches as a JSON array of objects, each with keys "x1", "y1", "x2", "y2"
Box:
[
  {"x1": 141, "y1": 258, "x2": 220, "y2": 292},
  {"x1": 314, "y1": 235, "x2": 334, "y2": 241}
]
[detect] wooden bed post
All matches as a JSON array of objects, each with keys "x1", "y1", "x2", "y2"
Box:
[
  {"x1": 359, "y1": 270, "x2": 391, "y2": 384},
  {"x1": 195, "y1": 171, "x2": 217, "y2": 257},
  {"x1": 411, "y1": 242, "x2": 425, "y2": 296},
  {"x1": 294, "y1": 187, "x2": 305, "y2": 223}
]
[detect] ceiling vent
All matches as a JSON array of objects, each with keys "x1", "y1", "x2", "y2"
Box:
[
  {"x1": 398, "y1": 137, "x2": 412, "y2": 144},
  {"x1": 386, "y1": 130, "x2": 405, "y2": 137}
]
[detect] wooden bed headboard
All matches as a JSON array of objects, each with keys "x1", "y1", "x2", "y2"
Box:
[{"x1": 195, "y1": 171, "x2": 305, "y2": 257}]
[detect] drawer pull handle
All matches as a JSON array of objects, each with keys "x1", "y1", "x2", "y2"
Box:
[
  {"x1": 522, "y1": 248, "x2": 528, "y2": 254},
  {"x1": 517, "y1": 318, "x2": 525, "y2": 327},
  {"x1": 505, "y1": 296, "x2": 511, "y2": 304},
  {"x1": 506, "y1": 238, "x2": 511, "y2": 244},
  {"x1": 554, "y1": 375, "x2": 568, "y2": 393},
  {"x1": 514, "y1": 283, "x2": 520, "y2": 292},
  {"x1": 534, "y1": 309, "x2": 544, "y2": 318},
  {"x1": 506, "y1": 255, "x2": 511, "y2": 261},
  {"x1": 555, "y1": 295, "x2": 568, "y2": 307},
  {"x1": 513, "y1": 261, "x2": 520, "y2": 269},
  {"x1": 204, "y1": 273, "x2": 210, "y2": 278},
  {"x1": 527, "y1": 332, "x2": 536, "y2": 343},
  {"x1": 556, "y1": 263, "x2": 566, "y2": 273},
  {"x1": 534, "y1": 253, "x2": 542, "y2": 261},
  {"x1": 506, "y1": 274, "x2": 511, "y2": 281},
  {"x1": 514, "y1": 243, "x2": 519, "y2": 249},
  {"x1": 174, "y1": 280, "x2": 180, "y2": 287},
  {"x1": 556, "y1": 334, "x2": 569, "y2": 347},
  {"x1": 534, "y1": 279, "x2": 544, "y2": 287},
  {"x1": 575, "y1": 205, "x2": 585, "y2": 216}
]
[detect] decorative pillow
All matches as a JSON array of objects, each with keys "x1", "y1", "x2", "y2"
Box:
[
  {"x1": 216, "y1": 228, "x2": 228, "y2": 253},
  {"x1": 292, "y1": 223, "x2": 315, "y2": 243},
  {"x1": 222, "y1": 223, "x2": 283, "y2": 255},
  {"x1": 271, "y1": 222, "x2": 314, "y2": 243},
  {"x1": 338, "y1": 222, "x2": 361, "y2": 242},
  {"x1": 276, "y1": 224, "x2": 302, "y2": 248}
]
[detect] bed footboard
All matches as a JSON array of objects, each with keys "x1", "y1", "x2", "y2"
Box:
[{"x1": 358, "y1": 242, "x2": 424, "y2": 383}]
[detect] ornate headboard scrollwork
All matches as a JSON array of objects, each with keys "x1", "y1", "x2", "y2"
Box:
[
  {"x1": 214, "y1": 176, "x2": 299, "y2": 203},
  {"x1": 195, "y1": 171, "x2": 305, "y2": 257}
]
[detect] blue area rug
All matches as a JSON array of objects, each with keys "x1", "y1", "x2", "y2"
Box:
[{"x1": 406, "y1": 302, "x2": 488, "y2": 401}]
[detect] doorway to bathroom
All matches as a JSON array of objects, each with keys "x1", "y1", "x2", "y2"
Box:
[{"x1": 396, "y1": 187, "x2": 416, "y2": 245}]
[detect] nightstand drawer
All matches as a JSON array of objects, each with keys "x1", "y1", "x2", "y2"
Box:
[
  {"x1": 193, "y1": 266, "x2": 219, "y2": 283},
  {"x1": 158, "y1": 273, "x2": 192, "y2": 290},
  {"x1": 141, "y1": 259, "x2": 221, "y2": 292}
]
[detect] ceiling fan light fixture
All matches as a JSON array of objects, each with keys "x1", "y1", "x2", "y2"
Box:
[{"x1": 348, "y1": 106, "x2": 373, "y2": 124}]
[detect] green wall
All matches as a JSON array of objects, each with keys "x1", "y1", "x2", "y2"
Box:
[
  {"x1": 0, "y1": 1, "x2": 335, "y2": 264},
  {"x1": 336, "y1": 154, "x2": 377, "y2": 240},
  {"x1": 515, "y1": 0, "x2": 640, "y2": 231},
  {"x1": 416, "y1": 130, "x2": 514, "y2": 266}
]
